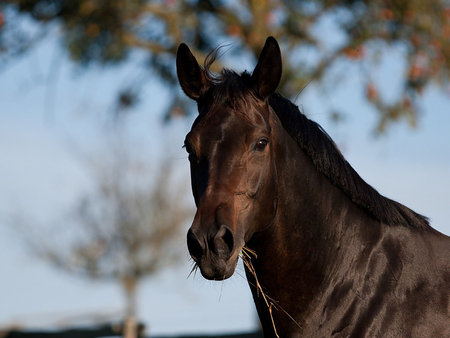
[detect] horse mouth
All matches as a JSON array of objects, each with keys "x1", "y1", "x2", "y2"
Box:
[{"x1": 194, "y1": 249, "x2": 241, "y2": 281}]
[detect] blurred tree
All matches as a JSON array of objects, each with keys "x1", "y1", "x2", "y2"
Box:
[
  {"x1": 11, "y1": 142, "x2": 192, "y2": 333},
  {"x1": 1, "y1": 0, "x2": 450, "y2": 132}
]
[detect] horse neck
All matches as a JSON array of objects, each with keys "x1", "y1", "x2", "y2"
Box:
[{"x1": 245, "y1": 131, "x2": 379, "y2": 333}]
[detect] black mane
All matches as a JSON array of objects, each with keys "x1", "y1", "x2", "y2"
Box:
[
  {"x1": 199, "y1": 54, "x2": 429, "y2": 230},
  {"x1": 268, "y1": 92, "x2": 430, "y2": 230}
]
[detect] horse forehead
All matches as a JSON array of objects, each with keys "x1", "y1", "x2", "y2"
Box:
[{"x1": 195, "y1": 100, "x2": 270, "y2": 139}]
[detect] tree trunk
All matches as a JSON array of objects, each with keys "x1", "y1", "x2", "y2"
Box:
[
  {"x1": 124, "y1": 317, "x2": 138, "y2": 338},
  {"x1": 121, "y1": 276, "x2": 139, "y2": 338}
]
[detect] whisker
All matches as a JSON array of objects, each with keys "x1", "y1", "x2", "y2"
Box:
[
  {"x1": 187, "y1": 263, "x2": 199, "y2": 280},
  {"x1": 234, "y1": 270, "x2": 247, "y2": 281},
  {"x1": 218, "y1": 277, "x2": 225, "y2": 302}
]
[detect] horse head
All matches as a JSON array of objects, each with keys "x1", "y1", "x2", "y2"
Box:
[{"x1": 177, "y1": 37, "x2": 283, "y2": 280}]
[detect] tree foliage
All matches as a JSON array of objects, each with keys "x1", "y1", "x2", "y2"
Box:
[{"x1": 1, "y1": 0, "x2": 450, "y2": 131}]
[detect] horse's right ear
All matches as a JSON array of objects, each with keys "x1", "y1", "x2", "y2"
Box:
[
  {"x1": 251, "y1": 36, "x2": 282, "y2": 99},
  {"x1": 176, "y1": 43, "x2": 209, "y2": 101}
]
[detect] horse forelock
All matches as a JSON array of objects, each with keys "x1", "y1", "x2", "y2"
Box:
[{"x1": 193, "y1": 69, "x2": 262, "y2": 129}]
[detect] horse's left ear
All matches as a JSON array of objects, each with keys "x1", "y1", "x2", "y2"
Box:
[{"x1": 251, "y1": 36, "x2": 282, "y2": 99}]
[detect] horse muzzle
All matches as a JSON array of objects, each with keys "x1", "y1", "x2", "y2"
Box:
[{"x1": 187, "y1": 224, "x2": 239, "y2": 280}]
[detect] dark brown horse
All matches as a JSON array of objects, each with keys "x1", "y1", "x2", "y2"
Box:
[{"x1": 176, "y1": 37, "x2": 450, "y2": 337}]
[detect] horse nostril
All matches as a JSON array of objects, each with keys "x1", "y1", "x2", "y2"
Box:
[
  {"x1": 187, "y1": 228, "x2": 204, "y2": 262},
  {"x1": 213, "y1": 225, "x2": 235, "y2": 258}
]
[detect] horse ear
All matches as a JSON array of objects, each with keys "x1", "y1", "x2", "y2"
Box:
[
  {"x1": 176, "y1": 43, "x2": 209, "y2": 100},
  {"x1": 251, "y1": 36, "x2": 282, "y2": 99}
]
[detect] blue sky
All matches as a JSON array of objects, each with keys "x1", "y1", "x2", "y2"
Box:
[{"x1": 1, "y1": 35, "x2": 450, "y2": 336}]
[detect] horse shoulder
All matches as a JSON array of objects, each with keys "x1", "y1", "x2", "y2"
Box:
[{"x1": 304, "y1": 225, "x2": 450, "y2": 337}]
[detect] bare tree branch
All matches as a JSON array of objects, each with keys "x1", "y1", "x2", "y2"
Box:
[{"x1": 9, "y1": 142, "x2": 193, "y2": 320}]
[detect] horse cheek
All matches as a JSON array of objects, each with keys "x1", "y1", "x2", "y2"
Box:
[{"x1": 246, "y1": 157, "x2": 277, "y2": 233}]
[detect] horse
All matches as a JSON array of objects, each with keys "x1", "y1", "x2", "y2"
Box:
[{"x1": 176, "y1": 36, "x2": 450, "y2": 337}]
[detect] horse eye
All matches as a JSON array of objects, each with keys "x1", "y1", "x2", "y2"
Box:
[
  {"x1": 255, "y1": 139, "x2": 268, "y2": 151},
  {"x1": 183, "y1": 142, "x2": 193, "y2": 154}
]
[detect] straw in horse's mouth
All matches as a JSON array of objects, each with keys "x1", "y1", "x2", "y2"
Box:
[{"x1": 239, "y1": 246, "x2": 302, "y2": 337}]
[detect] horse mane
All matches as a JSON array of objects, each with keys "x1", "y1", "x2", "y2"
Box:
[
  {"x1": 268, "y1": 92, "x2": 430, "y2": 230},
  {"x1": 199, "y1": 50, "x2": 429, "y2": 229}
]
